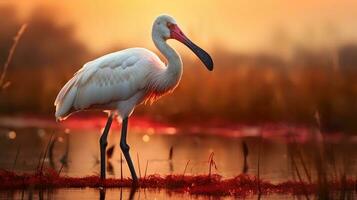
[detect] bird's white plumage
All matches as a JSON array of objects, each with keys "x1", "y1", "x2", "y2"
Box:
[{"x1": 55, "y1": 48, "x2": 167, "y2": 120}]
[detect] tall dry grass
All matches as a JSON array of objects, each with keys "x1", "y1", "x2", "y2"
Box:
[{"x1": 0, "y1": 24, "x2": 27, "y2": 90}]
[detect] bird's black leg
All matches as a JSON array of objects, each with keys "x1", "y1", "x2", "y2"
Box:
[
  {"x1": 99, "y1": 114, "x2": 114, "y2": 180},
  {"x1": 99, "y1": 188, "x2": 106, "y2": 200},
  {"x1": 120, "y1": 117, "x2": 138, "y2": 182}
]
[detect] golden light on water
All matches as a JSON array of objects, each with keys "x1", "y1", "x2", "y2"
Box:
[
  {"x1": 142, "y1": 134, "x2": 150, "y2": 142},
  {"x1": 147, "y1": 128, "x2": 155, "y2": 135},
  {"x1": 37, "y1": 129, "x2": 46, "y2": 138},
  {"x1": 8, "y1": 131, "x2": 16, "y2": 139},
  {"x1": 165, "y1": 127, "x2": 177, "y2": 135},
  {"x1": 57, "y1": 136, "x2": 64, "y2": 143}
]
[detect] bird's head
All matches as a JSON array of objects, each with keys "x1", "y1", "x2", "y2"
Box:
[{"x1": 153, "y1": 14, "x2": 213, "y2": 71}]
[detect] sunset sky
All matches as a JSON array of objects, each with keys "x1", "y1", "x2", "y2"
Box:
[{"x1": 3, "y1": 0, "x2": 357, "y2": 53}]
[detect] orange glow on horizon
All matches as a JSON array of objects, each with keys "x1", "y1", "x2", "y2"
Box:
[{"x1": 2, "y1": 0, "x2": 357, "y2": 53}]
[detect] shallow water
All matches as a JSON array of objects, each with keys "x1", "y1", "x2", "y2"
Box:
[
  {"x1": 0, "y1": 188, "x2": 303, "y2": 200},
  {"x1": 0, "y1": 123, "x2": 356, "y2": 199}
]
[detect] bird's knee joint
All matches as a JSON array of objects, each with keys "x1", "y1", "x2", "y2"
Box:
[
  {"x1": 120, "y1": 142, "x2": 130, "y2": 152},
  {"x1": 99, "y1": 138, "x2": 108, "y2": 148}
]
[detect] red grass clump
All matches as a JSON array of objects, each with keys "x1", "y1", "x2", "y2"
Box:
[{"x1": 0, "y1": 169, "x2": 355, "y2": 197}]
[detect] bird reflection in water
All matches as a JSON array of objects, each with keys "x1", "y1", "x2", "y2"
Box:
[
  {"x1": 99, "y1": 186, "x2": 138, "y2": 200},
  {"x1": 106, "y1": 145, "x2": 116, "y2": 176},
  {"x1": 168, "y1": 146, "x2": 174, "y2": 173}
]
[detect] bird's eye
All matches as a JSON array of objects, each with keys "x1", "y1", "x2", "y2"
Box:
[{"x1": 167, "y1": 22, "x2": 173, "y2": 28}]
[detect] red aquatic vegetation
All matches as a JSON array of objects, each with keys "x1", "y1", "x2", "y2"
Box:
[{"x1": 0, "y1": 169, "x2": 355, "y2": 197}]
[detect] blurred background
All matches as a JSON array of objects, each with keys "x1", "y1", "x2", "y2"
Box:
[
  {"x1": 0, "y1": 2, "x2": 356, "y2": 199},
  {"x1": 0, "y1": 0, "x2": 356, "y2": 132}
]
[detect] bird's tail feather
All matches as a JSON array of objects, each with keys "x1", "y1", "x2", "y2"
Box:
[{"x1": 55, "y1": 76, "x2": 78, "y2": 121}]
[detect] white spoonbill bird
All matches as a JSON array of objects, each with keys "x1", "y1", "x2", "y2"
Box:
[{"x1": 54, "y1": 14, "x2": 213, "y2": 182}]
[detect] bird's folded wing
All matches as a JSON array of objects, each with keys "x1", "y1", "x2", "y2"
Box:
[{"x1": 54, "y1": 50, "x2": 155, "y2": 119}]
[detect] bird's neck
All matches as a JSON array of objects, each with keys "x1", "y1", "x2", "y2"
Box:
[{"x1": 152, "y1": 34, "x2": 183, "y2": 80}]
